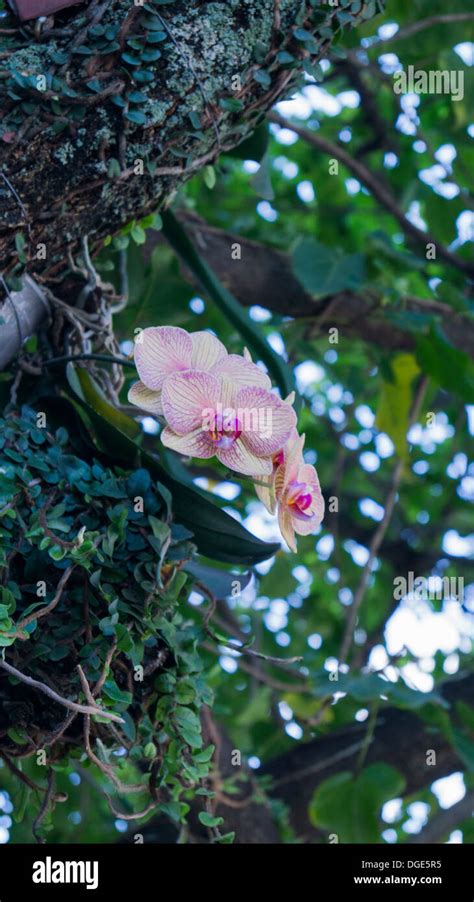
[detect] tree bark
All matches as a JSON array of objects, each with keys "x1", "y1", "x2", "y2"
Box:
[
  {"x1": 0, "y1": 0, "x2": 372, "y2": 271},
  {"x1": 160, "y1": 211, "x2": 474, "y2": 359},
  {"x1": 0, "y1": 0, "x2": 378, "y2": 369},
  {"x1": 258, "y1": 672, "x2": 474, "y2": 841}
]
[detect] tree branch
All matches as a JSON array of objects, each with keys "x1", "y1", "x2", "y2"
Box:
[
  {"x1": 338, "y1": 376, "x2": 428, "y2": 664},
  {"x1": 151, "y1": 213, "x2": 474, "y2": 360},
  {"x1": 373, "y1": 13, "x2": 474, "y2": 46},
  {"x1": 0, "y1": 658, "x2": 124, "y2": 723},
  {"x1": 408, "y1": 789, "x2": 474, "y2": 844},
  {"x1": 262, "y1": 673, "x2": 474, "y2": 840},
  {"x1": 268, "y1": 113, "x2": 474, "y2": 277}
]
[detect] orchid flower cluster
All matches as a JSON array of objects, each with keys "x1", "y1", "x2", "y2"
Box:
[{"x1": 128, "y1": 327, "x2": 324, "y2": 552}]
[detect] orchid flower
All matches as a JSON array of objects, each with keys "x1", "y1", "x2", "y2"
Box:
[
  {"x1": 273, "y1": 433, "x2": 324, "y2": 552},
  {"x1": 254, "y1": 404, "x2": 298, "y2": 514},
  {"x1": 159, "y1": 370, "x2": 297, "y2": 477},
  {"x1": 128, "y1": 326, "x2": 270, "y2": 415},
  {"x1": 127, "y1": 326, "x2": 322, "y2": 549}
]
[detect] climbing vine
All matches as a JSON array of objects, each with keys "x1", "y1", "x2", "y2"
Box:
[{"x1": 0, "y1": 404, "x2": 222, "y2": 838}]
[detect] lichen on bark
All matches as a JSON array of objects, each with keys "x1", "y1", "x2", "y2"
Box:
[{"x1": 0, "y1": 0, "x2": 380, "y2": 283}]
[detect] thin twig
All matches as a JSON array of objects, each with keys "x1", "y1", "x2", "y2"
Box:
[
  {"x1": 268, "y1": 113, "x2": 474, "y2": 277},
  {"x1": 355, "y1": 701, "x2": 379, "y2": 774},
  {"x1": 83, "y1": 715, "x2": 147, "y2": 795},
  {"x1": 338, "y1": 376, "x2": 429, "y2": 663},
  {"x1": 0, "y1": 658, "x2": 124, "y2": 723},
  {"x1": 197, "y1": 581, "x2": 302, "y2": 666},
  {"x1": 102, "y1": 794, "x2": 159, "y2": 821},
  {"x1": 32, "y1": 770, "x2": 55, "y2": 844},
  {"x1": 42, "y1": 353, "x2": 135, "y2": 368},
  {"x1": 373, "y1": 13, "x2": 474, "y2": 46},
  {"x1": 1, "y1": 751, "x2": 47, "y2": 794},
  {"x1": 93, "y1": 643, "x2": 117, "y2": 698},
  {"x1": 203, "y1": 642, "x2": 309, "y2": 692},
  {"x1": 14, "y1": 566, "x2": 75, "y2": 635},
  {"x1": 408, "y1": 789, "x2": 474, "y2": 844}
]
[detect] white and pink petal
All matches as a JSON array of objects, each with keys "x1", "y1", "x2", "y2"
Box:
[
  {"x1": 134, "y1": 326, "x2": 192, "y2": 390},
  {"x1": 254, "y1": 476, "x2": 277, "y2": 514},
  {"x1": 212, "y1": 355, "x2": 271, "y2": 390},
  {"x1": 217, "y1": 439, "x2": 273, "y2": 477},
  {"x1": 191, "y1": 331, "x2": 227, "y2": 371},
  {"x1": 277, "y1": 433, "x2": 306, "y2": 496},
  {"x1": 160, "y1": 426, "x2": 214, "y2": 459},
  {"x1": 278, "y1": 508, "x2": 298, "y2": 553},
  {"x1": 161, "y1": 370, "x2": 220, "y2": 435},
  {"x1": 236, "y1": 386, "x2": 297, "y2": 457},
  {"x1": 127, "y1": 380, "x2": 164, "y2": 416}
]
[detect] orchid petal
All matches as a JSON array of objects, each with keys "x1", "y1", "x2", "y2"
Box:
[
  {"x1": 127, "y1": 380, "x2": 163, "y2": 415},
  {"x1": 134, "y1": 326, "x2": 192, "y2": 390},
  {"x1": 191, "y1": 331, "x2": 227, "y2": 370},
  {"x1": 236, "y1": 386, "x2": 297, "y2": 457},
  {"x1": 276, "y1": 433, "x2": 305, "y2": 497},
  {"x1": 161, "y1": 426, "x2": 214, "y2": 459},
  {"x1": 255, "y1": 476, "x2": 277, "y2": 514},
  {"x1": 212, "y1": 355, "x2": 271, "y2": 390},
  {"x1": 298, "y1": 464, "x2": 325, "y2": 526},
  {"x1": 293, "y1": 514, "x2": 322, "y2": 537},
  {"x1": 161, "y1": 370, "x2": 220, "y2": 435},
  {"x1": 217, "y1": 438, "x2": 273, "y2": 477},
  {"x1": 278, "y1": 508, "x2": 297, "y2": 553}
]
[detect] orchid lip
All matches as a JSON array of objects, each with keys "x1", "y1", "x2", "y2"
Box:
[
  {"x1": 208, "y1": 415, "x2": 243, "y2": 449},
  {"x1": 287, "y1": 480, "x2": 315, "y2": 517}
]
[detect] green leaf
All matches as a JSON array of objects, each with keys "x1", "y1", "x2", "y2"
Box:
[
  {"x1": 253, "y1": 69, "x2": 271, "y2": 88},
  {"x1": 131, "y1": 224, "x2": 147, "y2": 244},
  {"x1": 312, "y1": 670, "x2": 449, "y2": 710},
  {"x1": 141, "y1": 49, "x2": 161, "y2": 62},
  {"x1": 250, "y1": 154, "x2": 274, "y2": 201},
  {"x1": 376, "y1": 353, "x2": 420, "y2": 459},
  {"x1": 294, "y1": 27, "x2": 314, "y2": 41},
  {"x1": 292, "y1": 238, "x2": 365, "y2": 297},
  {"x1": 146, "y1": 31, "x2": 167, "y2": 43},
  {"x1": 102, "y1": 680, "x2": 132, "y2": 707},
  {"x1": 133, "y1": 70, "x2": 154, "y2": 84},
  {"x1": 125, "y1": 110, "x2": 147, "y2": 126},
  {"x1": 193, "y1": 745, "x2": 215, "y2": 763},
  {"x1": 203, "y1": 165, "x2": 216, "y2": 190},
  {"x1": 128, "y1": 91, "x2": 148, "y2": 103},
  {"x1": 452, "y1": 728, "x2": 474, "y2": 772},
  {"x1": 183, "y1": 561, "x2": 251, "y2": 599},
  {"x1": 309, "y1": 764, "x2": 405, "y2": 842},
  {"x1": 198, "y1": 811, "x2": 224, "y2": 828},
  {"x1": 226, "y1": 123, "x2": 269, "y2": 162},
  {"x1": 416, "y1": 327, "x2": 474, "y2": 402}
]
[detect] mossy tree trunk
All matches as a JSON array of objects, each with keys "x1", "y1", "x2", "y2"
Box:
[
  {"x1": 0, "y1": 0, "x2": 379, "y2": 275},
  {"x1": 0, "y1": 0, "x2": 379, "y2": 366}
]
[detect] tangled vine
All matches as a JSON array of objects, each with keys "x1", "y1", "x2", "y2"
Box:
[{"x1": 0, "y1": 405, "x2": 220, "y2": 838}]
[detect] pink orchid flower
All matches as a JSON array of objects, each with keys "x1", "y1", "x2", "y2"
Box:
[
  {"x1": 159, "y1": 370, "x2": 297, "y2": 477},
  {"x1": 254, "y1": 410, "x2": 298, "y2": 514},
  {"x1": 128, "y1": 326, "x2": 270, "y2": 415},
  {"x1": 274, "y1": 433, "x2": 324, "y2": 552}
]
